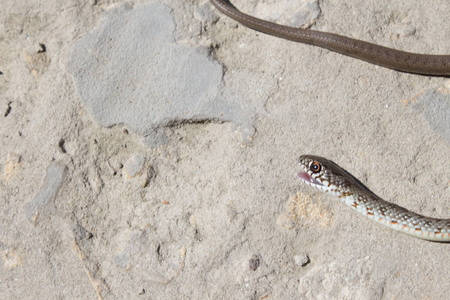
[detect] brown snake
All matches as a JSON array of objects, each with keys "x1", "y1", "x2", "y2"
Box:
[
  {"x1": 210, "y1": 0, "x2": 450, "y2": 76},
  {"x1": 298, "y1": 155, "x2": 450, "y2": 242}
]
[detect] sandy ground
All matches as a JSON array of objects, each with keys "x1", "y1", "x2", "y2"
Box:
[{"x1": 1, "y1": 0, "x2": 449, "y2": 299}]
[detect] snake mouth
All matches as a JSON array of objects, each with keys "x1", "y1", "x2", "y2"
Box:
[{"x1": 297, "y1": 172, "x2": 323, "y2": 186}]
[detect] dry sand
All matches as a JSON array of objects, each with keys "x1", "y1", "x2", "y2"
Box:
[{"x1": 1, "y1": 0, "x2": 449, "y2": 298}]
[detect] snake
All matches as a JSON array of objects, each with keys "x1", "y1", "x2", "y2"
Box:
[
  {"x1": 209, "y1": 0, "x2": 450, "y2": 76},
  {"x1": 210, "y1": 1, "x2": 450, "y2": 240},
  {"x1": 298, "y1": 155, "x2": 450, "y2": 242}
]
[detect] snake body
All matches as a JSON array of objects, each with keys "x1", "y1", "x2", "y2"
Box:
[
  {"x1": 210, "y1": 0, "x2": 450, "y2": 76},
  {"x1": 298, "y1": 155, "x2": 450, "y2": 242}
]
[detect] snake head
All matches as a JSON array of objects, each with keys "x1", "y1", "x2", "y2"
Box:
[
  {"x1": 297, "y1": 155, "x2": 353, "y2": 195},
  {"x1": 298, "y1": 155, "x2": 378, "y2": 199}
]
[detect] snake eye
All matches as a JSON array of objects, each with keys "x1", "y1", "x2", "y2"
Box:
[{"x1": 310, "y1": 161, "x2": 321, "y2": 173}]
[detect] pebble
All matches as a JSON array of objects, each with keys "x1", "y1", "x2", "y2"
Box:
[{"x1": 294, "y1": 254, "x2": 310, "y2": 267}]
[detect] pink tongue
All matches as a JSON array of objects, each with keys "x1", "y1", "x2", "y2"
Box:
[{"x1": 297, "y1": 172, "x2": 323, "y2": 186}]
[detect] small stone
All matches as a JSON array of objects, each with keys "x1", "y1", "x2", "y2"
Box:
[
  {"x1": 4, "y1": 101, "x2": 11, "y2": 117},
  {"x1": 294, "y1": 254, "x2": 310, "y2": 267},
  {"x1": 122, "y1": 155, "x2": 154, "y2": 187},
  {"x1": 123, "y1": 155, "x2": 145, "y2": 178},
  {"x1": 73, "y1": 224, "x2": 93, "y2": 241},
  {"x1": 249, "y1": 255, "x2": 260, "y2": 271}
]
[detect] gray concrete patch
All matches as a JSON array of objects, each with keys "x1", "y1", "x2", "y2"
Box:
[
  {"x1": 410, "y1": 88, "x2": 450, "y2": 142},
  {"x1": 67, "y1": 3, "x2": 260, "y2": 146},
  {"x1": 25, "y1": 162, "x2": 66, "y2": 222}
]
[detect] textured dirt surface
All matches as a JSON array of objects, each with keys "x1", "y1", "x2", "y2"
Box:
[{"x1": 1, "y1": 0, "x2": 449, "y2": 299}]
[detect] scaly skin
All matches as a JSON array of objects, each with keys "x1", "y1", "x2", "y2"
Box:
[
  {"x1": 298, "y1": 155, "x2": 450, "y2": 242},
  {"x1": 210, "y1": 0, "x2": 450, "y2": 76}
]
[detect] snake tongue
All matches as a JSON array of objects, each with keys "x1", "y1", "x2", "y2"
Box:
[{"x1": 298, "y1": 172, "x2": 323, "y2": 186}]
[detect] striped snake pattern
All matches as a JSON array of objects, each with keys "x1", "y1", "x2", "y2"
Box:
[{"x1": 298, "y1": 155, "x2": 449, "y2": 242}]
